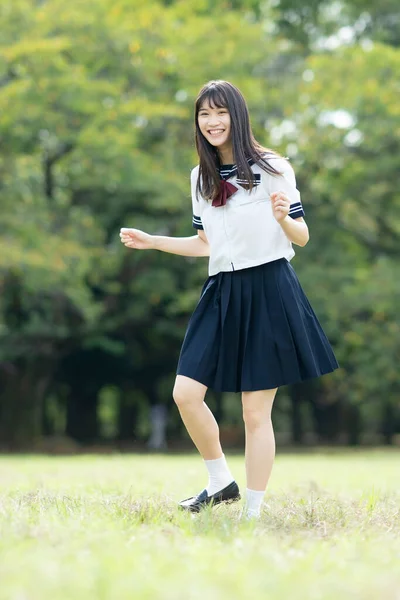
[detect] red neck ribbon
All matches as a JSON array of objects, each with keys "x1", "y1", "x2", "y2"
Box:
[{"x1": 212, "y1": 180, "x2": 238, "y2": 207}]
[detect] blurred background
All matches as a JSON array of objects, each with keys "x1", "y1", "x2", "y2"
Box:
[{"x1": 0, "y1": 0, "x2": 399, "y2": 452}]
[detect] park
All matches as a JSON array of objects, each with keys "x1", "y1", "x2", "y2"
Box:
[
  {"x1": 1, "y1": 0, "x2": 399, "y2": 598},
  {"x1": 1, "y1": 451, "x2": 399, "y2": 598}
]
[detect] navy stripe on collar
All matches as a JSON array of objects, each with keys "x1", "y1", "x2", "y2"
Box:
[{"x1": 219, "y1": 157, "x2": 255, "y2": 181}]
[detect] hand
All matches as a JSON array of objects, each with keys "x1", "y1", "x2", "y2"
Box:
[
  {"x1": 271, "y1": 191, "x2": 290, "y2": 223},
  {"x1": 119, "y1": 228, "x2": 155, "y2": 250}
]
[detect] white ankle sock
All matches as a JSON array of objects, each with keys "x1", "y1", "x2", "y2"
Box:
[
  {"x1": 204, "y1": 454, "x2": 234, "y2": 496},
  {"x1": 245, "y1": 488, "x2": 265, "y2": 518}
]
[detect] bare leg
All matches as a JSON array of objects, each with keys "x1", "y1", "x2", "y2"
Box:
[
  {"x1": 173, "y1": 375, "x2": 222, "y2": 460},
  {"x1": 242, "y1": 388, "x2": 278, "y2": 491}
]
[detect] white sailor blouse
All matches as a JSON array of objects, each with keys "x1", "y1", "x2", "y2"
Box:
[{"x1": 191, "y1": 156, "x2": 305, "y2": 276}]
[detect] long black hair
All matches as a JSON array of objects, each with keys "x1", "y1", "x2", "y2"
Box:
[{"x1": 195, "y1": 80, "x2": 283, "y2": 202}]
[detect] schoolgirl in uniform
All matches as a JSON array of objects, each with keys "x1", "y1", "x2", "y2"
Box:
[{"x1": 120, "y1": 80, "x2": 339, "y2": 519}]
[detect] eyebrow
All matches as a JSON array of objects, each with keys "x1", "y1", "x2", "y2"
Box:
[{"x1": 199, "y1": 106, "x2": 226, "y2": 111}]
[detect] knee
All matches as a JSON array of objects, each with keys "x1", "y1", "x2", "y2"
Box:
[
  {"x1": 242, "y1": 407, "x2": 269, "y2": 432},
  {"x1": 172, "y1": 380, "x2": 202, "y2": 409}
]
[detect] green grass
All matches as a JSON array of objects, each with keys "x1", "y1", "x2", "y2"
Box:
[{"x1": 0, "y1": 450, "x2": 399, "y2": 599}]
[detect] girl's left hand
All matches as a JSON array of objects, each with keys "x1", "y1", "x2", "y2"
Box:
[{"x1": 271, "y1": 191, "x2": 290, "y2": 222}]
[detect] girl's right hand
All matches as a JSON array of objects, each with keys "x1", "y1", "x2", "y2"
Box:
[{"x1": 119, "y1": 228, "x2": 155, "y2": 250}]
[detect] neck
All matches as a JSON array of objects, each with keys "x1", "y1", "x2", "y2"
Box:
[{"x1": 218, "y1": 144, "x2": 234, "y2": 165}]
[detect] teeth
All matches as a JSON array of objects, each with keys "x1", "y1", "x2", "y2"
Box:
[{"x1": 209, "y1": 130, "x2": 224, "y2": 135}]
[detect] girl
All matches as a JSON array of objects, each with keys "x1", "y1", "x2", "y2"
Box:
[{"x1": 120, "y1": 80, "x2": 339, "y2": 519}]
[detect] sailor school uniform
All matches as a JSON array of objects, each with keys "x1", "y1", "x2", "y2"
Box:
[{"x1": 176, "y1": 155, "x2": 339, "y2": 392}]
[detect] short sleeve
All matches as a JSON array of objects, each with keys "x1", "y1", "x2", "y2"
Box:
[
  {"x1": 266, "y1": 158, "x2": 305, "y2": 219},
  {"x1": 191, "y1": 166, "x2": 204, "y2": 230}
]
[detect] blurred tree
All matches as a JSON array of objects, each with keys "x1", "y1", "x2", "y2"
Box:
[
  {"x1": 269, "y1": 0, "x2": 400, "y2": 49},
  {"x1": 0, "y1": 0, "x2": 399, "y2": 447},
  {"x1": 0, "y1": 0, "x2": 272, "y2": 446},
  {"x1": 285, "y1": 43, "x2": 400, "y2": 441}
]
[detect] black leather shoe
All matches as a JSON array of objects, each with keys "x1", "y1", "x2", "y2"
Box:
[{"x1": 178, "y1": 481, "x2": 240, "y2": 513}]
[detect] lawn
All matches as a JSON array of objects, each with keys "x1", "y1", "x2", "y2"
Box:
[{"x1": 0, "y1": 450, "x2": 399, "y2": 600}]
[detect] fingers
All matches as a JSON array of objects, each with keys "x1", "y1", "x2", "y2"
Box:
[
  {"x1": 120, "y1": 228, "x2": 136, "y2": 248},
  {"x1": 270, "y1": 191, "x2": 287, "y2": 199},
  {"x1": 271, "y1": 192, "x2": 290, "y2": 222},
  {"x1": 120, "y1": 228, "x2": 136, "y2": 239},
  {"x1": 273, "y1": 201, "x2": 289, "y2": 210},
  {"x1": 120, "y1": 236, "x2": 134, "y2": 244},
  {"x1": 271, "y1": 192, "x2": 289, "y2": 202},
  {"x1": 271, "y1": 192, "x2": 289, "y2": 200},
  {"x1": 120, "y1": 228, "x2": 136, "y2": 246},
  {"x1": 271, "y1": 192, "x2": 289, "y2": 213}
]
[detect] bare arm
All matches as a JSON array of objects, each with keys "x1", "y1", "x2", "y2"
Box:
[
  {"x1": 279, "y1": 216, "x2": 309, "y2": 247},
  {"x1": 153, "y1": 229, "x2": 209, "y2": 256},
  {"x1": 268, "y1": 159, "x2": 309, "y2": 247},
  {"x1": 120, "y1": 227, "x2": 209, "y2": 257},
  {"x1": 270, "y1": 191, "x2": 309, "y2": 247}
]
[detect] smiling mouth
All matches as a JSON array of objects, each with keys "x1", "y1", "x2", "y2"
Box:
[{"x1": 208, "y1": 129, "x2": 225, "y2": 136}]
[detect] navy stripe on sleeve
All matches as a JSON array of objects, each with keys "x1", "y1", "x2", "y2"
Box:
[
  {"x1": 192, "y1": 215, "x2": 204, "y2": 230},
  {"x1": 288, "y1": 201, "x2": 305, "y2": 219}
]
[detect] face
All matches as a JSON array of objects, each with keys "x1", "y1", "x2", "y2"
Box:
[{"x1": 197, "y1": 101, "x2": 232, "y2": 151}]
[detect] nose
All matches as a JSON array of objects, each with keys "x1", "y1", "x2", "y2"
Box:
[{"x1": 207, "y1": 117, "x2": 222, "y2": 127}]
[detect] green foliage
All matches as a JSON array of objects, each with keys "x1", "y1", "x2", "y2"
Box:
[
  {"x1": 289, "y1": 43, "x2": 400, "y2": 409},
  {"x1": 0, "y1": 0, "x2": 399, "y2": 445}
]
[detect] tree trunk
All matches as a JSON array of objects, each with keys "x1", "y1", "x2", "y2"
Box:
[
  {"x1": 311, "y1": 398, "x2": 341, "y2": 443},
  {"x1": 346, "y1": 402, "x2": 362, "y2": 446},
  {"x1": 381, "y1": 402, "x2": 395, "y2": 445},
  {"x1": 65, "y1": 384, "x2": 99, "y2": 443},
  {"x1": 290, "y1": 383, "x2": 304, "y2": 445},
  {"x1": 117, "y1": 384, "x2": 138, "y2": 442},
  {"x1": 0, "y1": 360, "x2": 51, "y2": 449},
  {"x1": 147, "y1": 404, "x2": 168, "y2": 450}
]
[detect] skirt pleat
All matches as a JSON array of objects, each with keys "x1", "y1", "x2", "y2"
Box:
[{"x1": 176, "y1": 259, "x2": 339, "y2": 392}]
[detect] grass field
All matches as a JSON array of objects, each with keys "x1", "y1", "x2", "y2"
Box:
[{"x1": 0, "y1": 450, "x2": 399, "y2": 600}]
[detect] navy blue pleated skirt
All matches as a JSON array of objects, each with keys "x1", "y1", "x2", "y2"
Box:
[{"x1": 176, "y1": 258, "x2": 339, "y2": 392}]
